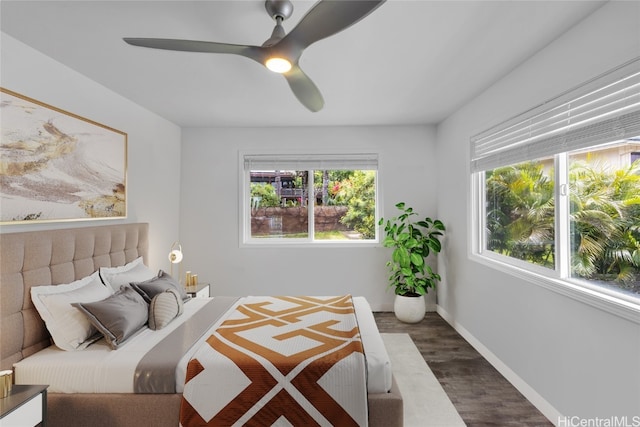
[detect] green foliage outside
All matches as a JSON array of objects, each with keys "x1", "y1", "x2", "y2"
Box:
[
  {"x1": 485, "y1": 162, "x2": 555, "y2": 268},
  {"x1": 486, "y1": 160, "x2": 640, "y2": 294},
  {"x1": 251, "y1": 170, "x2": 377, "y2": 238},
  {"x1": 250, "y1": 183, "x2": 281, "y2": 207},
  {"x1": 570, "y1": 160, "x2": 640, "y2": 289},
  {"x1": 336, "y1": 171, "x2": 376, "y2": 239}
]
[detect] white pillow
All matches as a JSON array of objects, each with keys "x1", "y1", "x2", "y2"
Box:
[
  {"x1": 31, "y1": 271, "x2": 113, "y2": 351},
  {"x1": 99, "y1": 257, "x2": 155, "y2": 292}
]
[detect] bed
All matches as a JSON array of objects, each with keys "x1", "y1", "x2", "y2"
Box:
[{"x1": 0, "y1": 223, "x2": 403, "y2": 426}]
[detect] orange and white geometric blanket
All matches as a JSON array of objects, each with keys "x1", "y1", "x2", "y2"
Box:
[{"x1": 179, "y1": 295, "x2": 367, "y2": 427}]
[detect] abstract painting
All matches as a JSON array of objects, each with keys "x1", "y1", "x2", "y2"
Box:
[{"x1": 0, "y1": 88, "x2": 127, "y2": 224}]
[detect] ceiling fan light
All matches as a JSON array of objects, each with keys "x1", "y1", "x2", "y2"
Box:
[{"x1": 266, "y1": 57, "x2": 291, "y2": 73}]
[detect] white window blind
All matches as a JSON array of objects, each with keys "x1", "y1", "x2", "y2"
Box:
[
  {"x1": 244, "y1": 153, "x2": 378, "y2": 170},
  {"x1": 471, "y1": 57, "x2": 640, "y2": 172}
]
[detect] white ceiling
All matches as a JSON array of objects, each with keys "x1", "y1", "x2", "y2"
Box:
[{"x1": 1, "y1": 0, "x2": 605, "y2": 128}]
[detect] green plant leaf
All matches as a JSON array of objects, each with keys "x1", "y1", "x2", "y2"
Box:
[
  {"x1": 392, "y1": 248, "x2": 401, "y2": 264},
  {"x1": 383, "y1": 236, "x2": 396, "y2": 247},
  {"x1": 410, "y1": 252, "x2": 424, "y2": 267},
  {"x1": 427, "y1": 239, "x2": 442, "y2": 253},
  {"x1": 405, "y1": 238, "x2": 418, "y2": 249},
  {"x1": 397, "y1": 246, "x2": 410, "y2": 268}
]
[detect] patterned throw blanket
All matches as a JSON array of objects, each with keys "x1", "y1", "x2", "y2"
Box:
[{"x1": 180, "y1": 295, "x2": 367, "y2": 427}]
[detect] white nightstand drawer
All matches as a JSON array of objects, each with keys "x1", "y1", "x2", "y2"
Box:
[{"x1": 1, "y1": 392, "x2": 42, "y2": 426}]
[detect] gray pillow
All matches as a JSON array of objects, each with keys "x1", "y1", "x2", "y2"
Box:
[
  {"x1": 148, "y1": 289, "x2": 184, "y2": 330},
  {"x1": 73, "y1": 286, "x2": 149, "y2": 350},
  {"x1": 130, "y1": 270, "x2": 189, "y2": 303}
]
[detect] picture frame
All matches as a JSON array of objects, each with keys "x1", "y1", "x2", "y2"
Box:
[{"x1": 0, "y1": 88, "x2": 127, "y2": 224}]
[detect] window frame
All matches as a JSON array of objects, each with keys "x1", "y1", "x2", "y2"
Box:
[
  {"x1": 239, "y1": 151, "x2": 381, "y2": 248},
  {"x1": 469, "y1": 58, "x2": 640, "y2": 323},
  {"x1": 471, "y1": 163, "x2": 640, "y2": 323}
]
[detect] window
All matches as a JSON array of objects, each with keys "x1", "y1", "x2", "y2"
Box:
[
  {"x1": 471, "y1": 58, "x2": 640, "y2": 314},
  {"x1": 242, "y1": 153, "x2": 378, "y2": 244},
  {"x1": 484, "y1": 156, "x2": 556, "y2": 271}
]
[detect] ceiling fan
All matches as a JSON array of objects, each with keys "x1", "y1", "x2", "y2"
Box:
[{"x1": 123, "y1": 0, "x2": 385, "y2": 112}]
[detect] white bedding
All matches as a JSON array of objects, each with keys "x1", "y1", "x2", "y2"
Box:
[{"x1": 14, "y1": 296, "x2": 392, "y2": 394}]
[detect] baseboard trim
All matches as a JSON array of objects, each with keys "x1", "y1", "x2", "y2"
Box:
[{"x1": 436, "y1": 305, "x2": 562, "y2": 426}]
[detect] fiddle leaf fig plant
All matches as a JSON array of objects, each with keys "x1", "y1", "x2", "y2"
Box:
[{"x1": 379, "y1": 202, "x2": 446, "y2": 296}]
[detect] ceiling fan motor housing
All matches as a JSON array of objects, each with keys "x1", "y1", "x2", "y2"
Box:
[{"x1": 265, "y1": 0, "x2": 294, "y2": 22}]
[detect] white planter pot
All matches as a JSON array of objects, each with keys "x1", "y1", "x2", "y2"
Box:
[{"x1": 393, "y1": 294, "x2": 426, "y2": 323}]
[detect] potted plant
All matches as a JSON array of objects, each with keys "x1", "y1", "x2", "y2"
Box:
[{"x1": 379, "y1": 202, "x2": 446, "y2": 323}]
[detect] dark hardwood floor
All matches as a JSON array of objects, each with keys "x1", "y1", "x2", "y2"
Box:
[{"x1": 374, "y1": 312, "x2": 553, "y2": 427}]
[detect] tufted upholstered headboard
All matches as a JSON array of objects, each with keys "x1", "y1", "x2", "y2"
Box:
[{"x1": 0, "y1": 223, "x2": 149, "y2": 370}]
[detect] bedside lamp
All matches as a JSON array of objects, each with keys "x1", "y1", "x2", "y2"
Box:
[{"x1": 168, "y1": 241, "x2": 183, "y2": 280}]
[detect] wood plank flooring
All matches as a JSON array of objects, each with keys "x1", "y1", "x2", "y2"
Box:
[{"x1": 374, "y1": 312, "x2": 553, "y2": 427}]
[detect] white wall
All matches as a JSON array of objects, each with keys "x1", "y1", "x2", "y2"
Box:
[
  {"x1": 436, "y1": 1, "x2": 640, "y2": 423},
  {"x1": 179, "y1": 125, "x2": 437, "y2": 311},
  {"x1": 5, "y1": 1, "x2": 638, "y2": 421},
  {"x1": 0, "y1": 34, "x2": 182, "y2": 271}
]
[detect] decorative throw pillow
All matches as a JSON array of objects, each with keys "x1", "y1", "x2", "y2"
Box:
[
  {"x1": 148, "y1": 289, "x2": 184, "y2": 330},
  {"x1": 31, "y1": 271, "x2": 113, "y2": 351},
  {"x1": 99, "y1": 257, "x2": 155, "y2": 293},
  {"x1": 73, "y1": 286, "x2": 149, "y2": 350},
  {"x1": 130, "y1": 270, "x2": 189, "y2": 303}
]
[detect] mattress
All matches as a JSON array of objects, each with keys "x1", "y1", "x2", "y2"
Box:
[{"x1": 14, "y1": 296, "x2": 392, "y2": 394}]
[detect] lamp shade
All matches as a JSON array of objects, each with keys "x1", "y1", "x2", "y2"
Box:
[{"x1": 168, "y1": 242, "x2": 183, "y2": 264}]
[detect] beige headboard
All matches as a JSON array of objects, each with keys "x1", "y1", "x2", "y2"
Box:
[{"x1": 0, "y1": 223, "x2": 149, "y2": 370}]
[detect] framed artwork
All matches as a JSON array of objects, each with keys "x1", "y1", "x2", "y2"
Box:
[{"x1": 1, "y1": 88, "x2": 127, "y2": 224}]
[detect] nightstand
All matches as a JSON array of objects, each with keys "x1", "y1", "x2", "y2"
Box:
[
  {"x1": 0, "y1": 384, "x2": 48, "y2": 426},
  {"x1": 186, "y1": 282, "x2": 210, "y2": 298}
]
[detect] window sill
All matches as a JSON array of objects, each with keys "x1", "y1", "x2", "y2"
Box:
[
  {"x1": 240, "y1": 239, "x2": 381, "y2": 249},
  {"x1": 470, "y1": 252, "x2": 640, "y2": 324}
]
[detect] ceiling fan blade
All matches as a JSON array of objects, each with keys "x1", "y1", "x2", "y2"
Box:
[
  {"x1": 283, "y1": 65, "x2": 324, "y2": 112},
  {"x1": 281, "y1": 0, "x2": 385, "y2": 52},
  {"x1": 123, "y1": 38, "x2": 266, "y2": 63}
]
